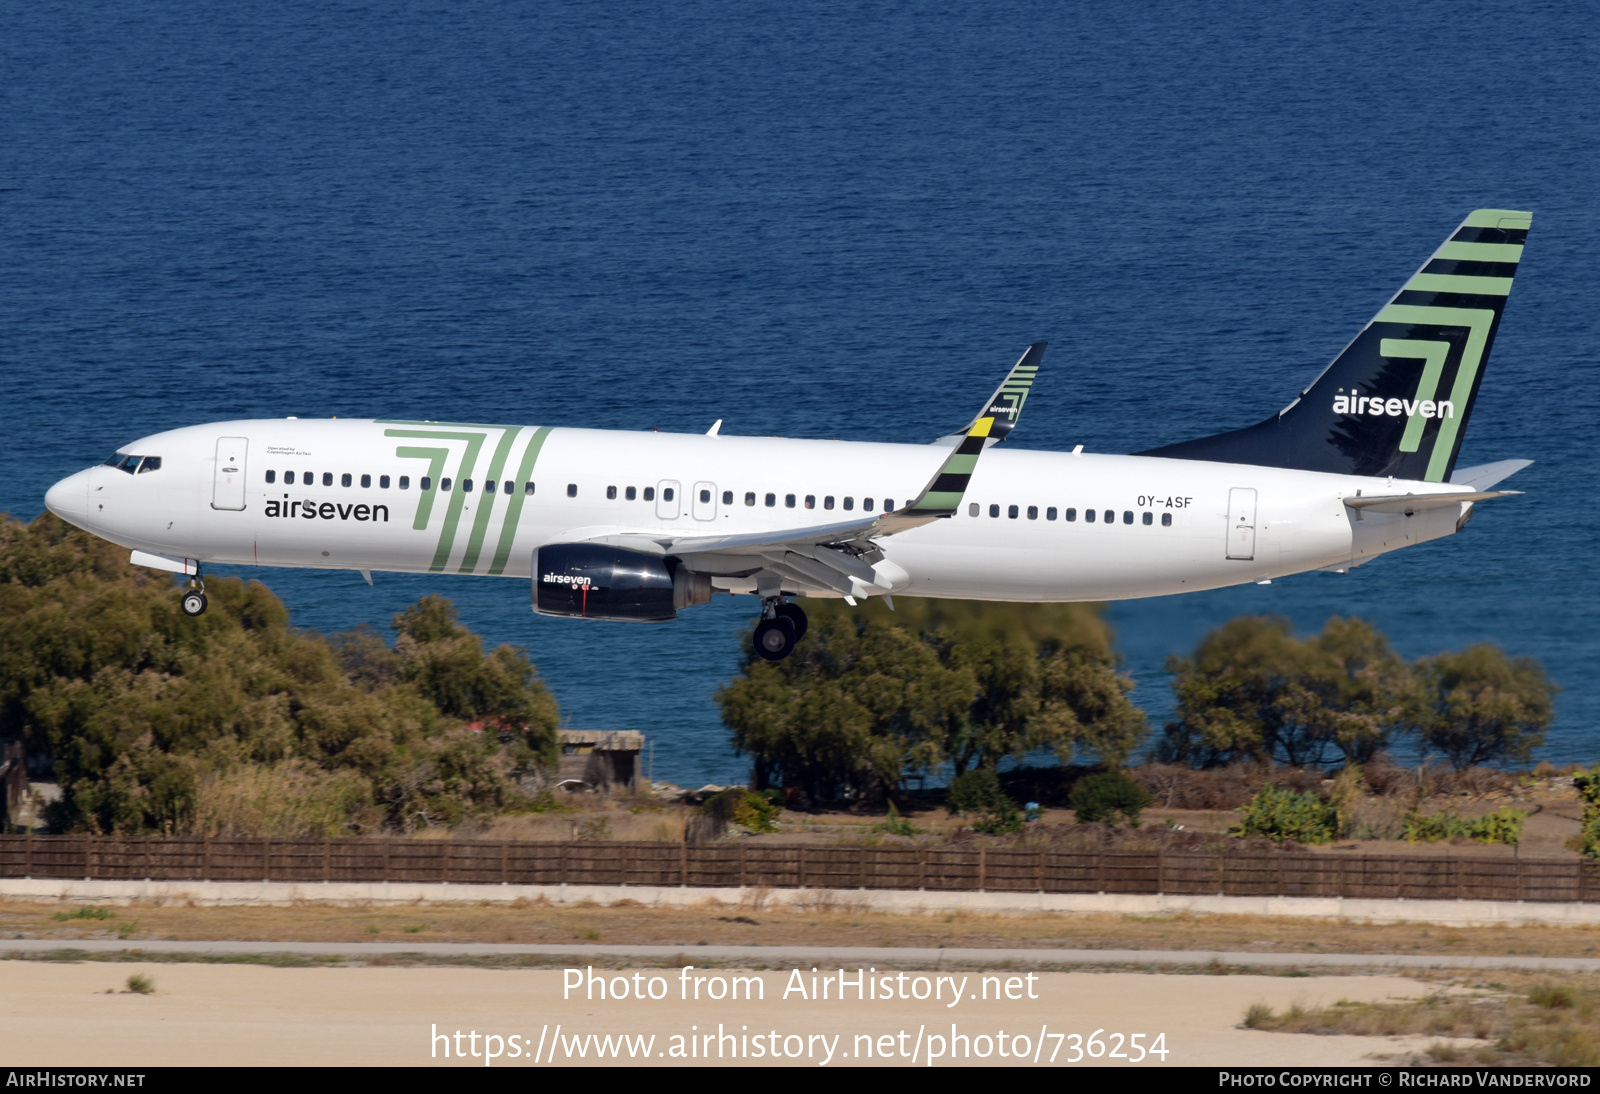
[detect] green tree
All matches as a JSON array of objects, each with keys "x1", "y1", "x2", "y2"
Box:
[
  {"x1": 1413, "y1": 645, "x2": 1556, "y2": 771},
  {"x1": 716, "y1": 598, "x2": 1146, "y2": 801},
  {"x1": 1159, "y1": 616, "x2": 1414, "y2": 768},
  {"x1": 0, "y1": 513, "x2": 559, "y2": 834}
]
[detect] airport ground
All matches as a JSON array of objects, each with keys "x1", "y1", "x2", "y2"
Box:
[{"x1": 5, "y1": 897, "x2": 1600, "y2": 1067}]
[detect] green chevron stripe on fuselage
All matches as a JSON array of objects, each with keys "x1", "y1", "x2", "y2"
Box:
[
  {"x1": 394, "y1": 447, "x2": 450, "y2": 530},
  {"x1": 457, "y1": 426, "x2": 522, "y2": 574},
  {"x1": 488, "y1": 425, "x2": 553, "y2": 576},
  {"x1": 384, "y1": 427, "x2": 489, "y2": 571}
]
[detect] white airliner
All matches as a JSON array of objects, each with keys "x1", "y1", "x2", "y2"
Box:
[{"x1": 45, "y1": 209, "x2": 1533, "y2": 661}]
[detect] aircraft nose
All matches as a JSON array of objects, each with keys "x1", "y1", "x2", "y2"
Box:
[{"x1": 44, "y1": 469, "x2": 91, "y2": 523}]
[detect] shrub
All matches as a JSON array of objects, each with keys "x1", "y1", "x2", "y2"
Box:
[
  {"x1": 946, "y1": 768, "x2": 1023, "y2": 833},
  {"x1": 1070, "y1": 771, "x2": 1154, "y2": 827},
  {"x1": 877, "y1": 801, "x2": 917, "y2": 837},
  {"x1": 1575, "y1": 766, "x2": 1600, "y2": 859},
  {"x1": 1402, "y1": 806, "x2": 1525, "y2": 845},
  {"x1": 692, "y1": 788, "x2": 779, "y2": 841},
  {"x1": 125, "y1": 974, "x2": 154, "y2": 995},
  {"x1": 1229, "y1": 783, "x2": 1337, "y2": 844}
]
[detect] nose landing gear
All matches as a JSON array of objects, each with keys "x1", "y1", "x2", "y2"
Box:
[
  {"x1": 753, "y1": 598, "x2": 808, "y2": 662},
  {"x1": 180, "y1": 574, "x2": 208, "y2": 617}
]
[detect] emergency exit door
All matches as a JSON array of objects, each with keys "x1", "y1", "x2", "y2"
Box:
[
  {"x1": 1226, "y1": 487, "x2": 1257, "y2": 560},
  {"x1": 212, "y1": 437, "x2": 248, "y2": 511}
]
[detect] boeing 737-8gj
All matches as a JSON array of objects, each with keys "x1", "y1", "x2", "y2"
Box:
[{"x1": 46, "y1": 209, "x2": 1534, "y2": 661}]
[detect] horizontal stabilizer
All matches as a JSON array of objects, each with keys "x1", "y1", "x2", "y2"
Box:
[
  {"x1": 1344, "y1": 490, "x2": 1520, "y2": 514},
  {"x1": 1449, "y1": 458, "x2": 1533, "y2": 490}
]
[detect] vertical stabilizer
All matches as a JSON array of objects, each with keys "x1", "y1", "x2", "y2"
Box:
[{"x1": 1138, "y1": 209, "x2": 1530, "y2": 481}]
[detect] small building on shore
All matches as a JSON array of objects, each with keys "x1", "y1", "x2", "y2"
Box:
[{"x1": 554, "y1": 729, "x2": 644, "y2": 793}]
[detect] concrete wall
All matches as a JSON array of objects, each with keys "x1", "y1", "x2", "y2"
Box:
[{"x1": 6, "y1": 877, "x2": 1600, "y2": 928}]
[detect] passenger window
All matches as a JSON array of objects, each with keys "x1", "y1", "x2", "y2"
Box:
[
  {"x1": 884, "y1": 499, "x2": 894, "y2": 511},
  {"x1": 1122, "y1": 510, "x2": 1133, "y2": 524},
  {"x1": 844, "y1": 497, "x2": 854, "y2": 511},
  {"x1": 627, "y1": 486, "x2": 637, "y2": 500},
  {"x1": 1142, "y1": 511, "x2": 1153, "y2": 525},
  {"x1": 323, "y1": 473, "x2": 334, "y2": 487},
  {"x1": 1162, "y1": 512, "x2": 1172, "y2": 527},
  {"x1": 360, "y1": 474, "x2": 371, "y2": 488},
  {"x1": 863, "y1": 497, "x2": 874, "y2": 511},
  {"x1": 525, "y1": 482, "x2": 536, "y2": 495},
  {"x1": 663, "y1": 486, "x2": 674, "y2": 502},
  {"x1": 421, "y1": 477, "x2": 432, "y2": 490},
  {"x1": 341, "y1": 473, "x2": 352, "y2": 487},
  {"x1": 644, "y1": 487, "x2": 655, "y2": 501},
  {"x1": 607, "y1": 486, "x2": 617, "y2": 500},
  {"x1": 1027, "y1": 505, "x2": 1038, "y2": 520},
  {"x1": 284, "y1": 471, "x2": 295, "y2": 485},
  {"x1": 441, "y1": 478, "x2": 452, "y2": 492},
  {"x1": 764, "y1": 493, "x2": 775, "y2": 507},
  {"x1": 399, "y1": 476, "x2": 409, "y2": 489},
  {"x1": 137, "y1": 457, "x2": 161, "y2": 474},
  {"x1": 503, "y1": 480, "x2": 513, "y2": 495},
  {"x1": 1046, "y1": 507, "x2": 1056, "y2": 521},
  {"x1": 1104, "y1": 510, "x2": 1114, "y2": 523},
  {"x1": 266, "y1": 470, "x2": 276, "y2": 484},
  {"x1": 1008, "y1": 505, "x2": 1019, "y2": 519},
  {"x1": 1085, "y1": 509, "x2": 1096, "y2": 523},
  {"x1": 701, "y1": 488, "x2": 712, "y2": 504},
  {"x1": 463, "y1": 479, "x2": 474, "y2": 493},
  {"x1": 723, "y1": 490, "x2": 733, "y2": 505},
  {"x1": 380, "y1": 475, "x2": 391, "y2": 489},
  {"x1": 486, "y1": 480, "x2": 497, "y2": 494},
  {"x1": 804, "y1": 495, "x2": 815, "y2": 509},
  {"x1": 1065, "y1": 507, "x2": 1076, "y2": 522},
  {"x1": 568, "y1": 483, "x2": 578, "y2": 498},
  {"x1": 745, "y1": 492, "x2": 756, "y2": 506},
  {"x1": 989, "y1": 504, "x2": 1000, "y2": 518},
  {"x1": 785, "y1": 494, "x2": 796, "y2": 508}
]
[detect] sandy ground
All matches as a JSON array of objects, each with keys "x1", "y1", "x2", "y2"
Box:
[{"x1": 1, "y1": 961, "x2": 1463, "y2": 1067}]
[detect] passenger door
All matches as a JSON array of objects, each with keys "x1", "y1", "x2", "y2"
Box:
[
  {"x1": 212, "y1": 437, "x2": 248, "y2": 511},
  {"x1": 1225, "y1": 487, "x2": 1257, "y2": 560},
  {"x1": 692, "y1": 481, "x2": 717, "y2": 521},
  {"x1": 655, "y1": 479, "x2": 681, "y2": 520}
]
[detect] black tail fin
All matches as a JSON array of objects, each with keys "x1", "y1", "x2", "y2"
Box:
[{"x1": 1138, "y1": 209, "x2": 1530, "y2": 482}]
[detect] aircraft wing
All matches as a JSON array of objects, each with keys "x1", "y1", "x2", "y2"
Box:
[{"x1": 586, "y1": 342, "x2": 1047, "y2": 598}]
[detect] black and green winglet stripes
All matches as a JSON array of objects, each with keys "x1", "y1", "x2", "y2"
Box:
[{"x1": 902, "y1": 342, "x2": 1046, "y2": 518}]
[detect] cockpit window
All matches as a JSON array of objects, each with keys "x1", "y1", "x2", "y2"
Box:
[
  {"x1": 136, "y1": 456, "x2": 161, "y2": 473},
  {"x1": 104, "y1": 452, "x2": 125, "y2": 467},
  {"x1": 118, "y1": 455, "x2": 141, "y2": 474}
]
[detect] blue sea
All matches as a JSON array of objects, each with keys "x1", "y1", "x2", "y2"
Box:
[{"x1": 3, "y1": 1, "x2": 1596, "y2": 784}]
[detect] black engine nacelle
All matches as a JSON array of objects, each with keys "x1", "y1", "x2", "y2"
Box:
[{"x1": 533, "y1": 543, "x2": 677, "y2": 622}]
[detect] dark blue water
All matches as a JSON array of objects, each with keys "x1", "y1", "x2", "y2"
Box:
[{"x1": 4, "y1": 1, "x2": 1596, "y2": 782}]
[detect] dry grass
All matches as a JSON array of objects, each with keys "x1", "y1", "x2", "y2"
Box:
[
  {"x1": 6, "y1": 899, "x2": 1600, "y2": 958},
  {"x1": 1240, "y1": 971, "x2": 1600, "y2": 1066}
]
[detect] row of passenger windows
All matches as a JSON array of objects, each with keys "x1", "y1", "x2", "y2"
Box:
[
  {"x1": 261, "y1": 469, "x2": 1171, "y2": 528},
  {"x1": 599, "y1": 485, "x2": 898, "y2": 511},
  {"x1": 266, "y1": 469, "x2": 536, "y2": 495},
  {"x1": 970, "y1": 501, "x2": 1173, "y2": 527}
]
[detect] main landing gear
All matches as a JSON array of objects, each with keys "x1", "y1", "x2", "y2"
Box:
[
  {"x1": 753, "y1": 598, "x2": 808, "y2": 662},
  {"x1": 180, "y1": 574, "x2": 208, "y2": 617}
]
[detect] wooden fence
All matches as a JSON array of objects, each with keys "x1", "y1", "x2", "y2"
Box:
[{"x1": 3, "y1": 836, "x2": 1599, "y2": 904}]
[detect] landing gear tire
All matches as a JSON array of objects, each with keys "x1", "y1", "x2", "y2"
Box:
[
  {"x1": 181, "y1": 590, "x2": 209, "y2": 617},
  {"x1": 774, "y1": 602, "x2": 808, "y2": 641},
  {"x1": 753, "y1": 616, "x2": 797, "y2": 662}
]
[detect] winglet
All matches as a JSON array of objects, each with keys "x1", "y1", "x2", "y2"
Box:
[{"x1": 898, "y1": 342, "x2": 1047, "y2": 521}]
